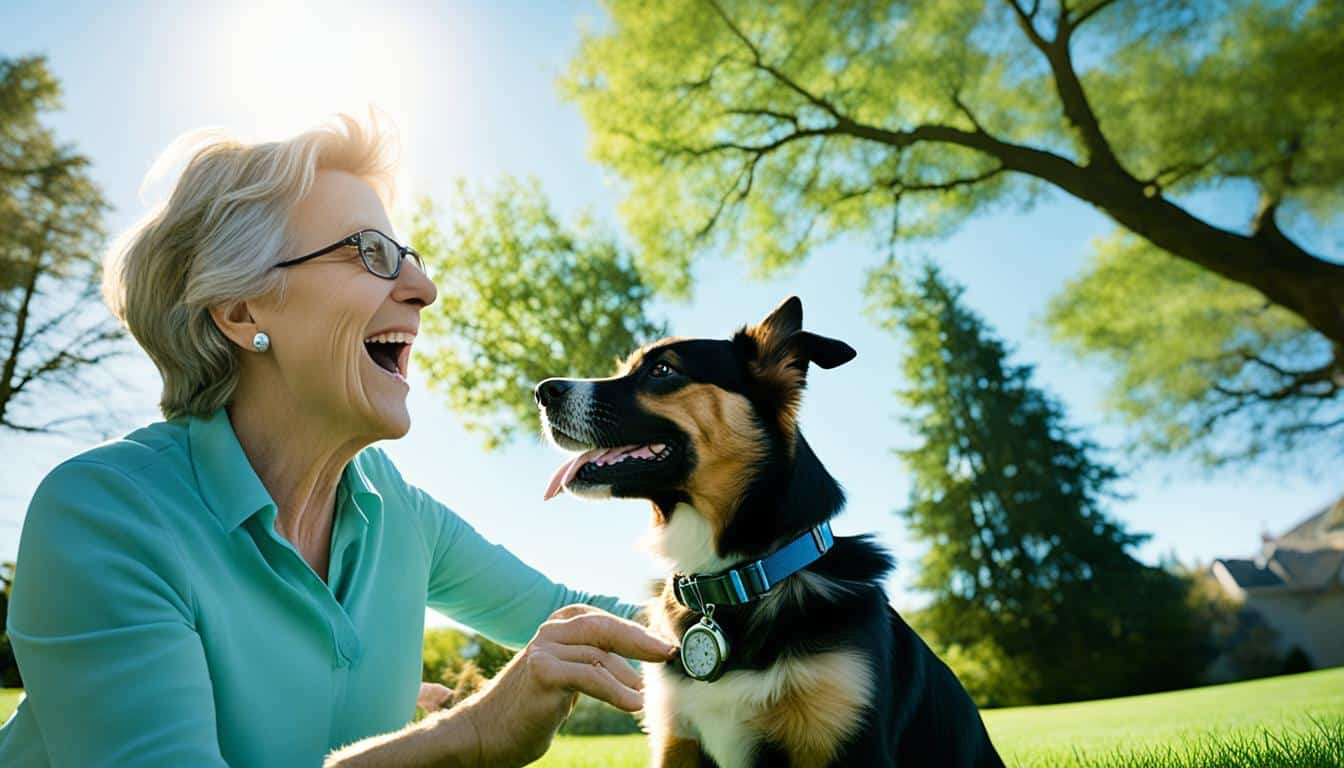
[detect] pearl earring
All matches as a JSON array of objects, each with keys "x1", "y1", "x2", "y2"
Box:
[{"x1": 252, "y1": 332, "x2": 271, "y2": 352}]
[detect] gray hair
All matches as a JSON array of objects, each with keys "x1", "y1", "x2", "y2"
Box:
[{"x1": 103, "y1": 113, "x2": 397, "y2": 420}]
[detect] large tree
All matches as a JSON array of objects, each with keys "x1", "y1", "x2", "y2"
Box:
[
  {"x1": 1046, "y1": 233, "x2": 1342, "y2": 467},
  {"x1": 410, "y1": 178, "x2": 665, "y2": 447},
  {"x1": 565, "y1": 0, "x2": 1344, "y2": 464},
  {"x1": 872, "y1": 263, "x2": 1208, "y2": 704},
  {"x1": 1, "y1": 56, "x2": 123, "y2": 433}
]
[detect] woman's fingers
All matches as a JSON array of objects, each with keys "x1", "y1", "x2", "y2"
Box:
[
  {"x1": 548, "y1": 643, "x2": 644, "y2": 691},
  {"x1": 531, "y1": 653, "x2": 644, "y2": 712},
  {"x1": 540, "y1": 611, "x2": 678, "y2": 663},
  {"x1": 416, "y1": 682, "x2": 454, "y2": 712}
]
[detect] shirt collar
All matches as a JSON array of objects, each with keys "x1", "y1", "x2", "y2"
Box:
[
  {"x1": 188, "y1": 407, "x2": 276, "y2": 532},
  {"x1": 341, "y1": 452, "x2": 379, "y2": 527},
  {"x1": 188, "y1": 406, "x2": 382, "y2": 532}
]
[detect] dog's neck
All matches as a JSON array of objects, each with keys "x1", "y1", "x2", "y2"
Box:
[
  {"x1": 646, "y1": 431, "x2": 845, "y2": 576},
  {"x1": 721, "y1": 432, "x2": 844, "y2": 557}
]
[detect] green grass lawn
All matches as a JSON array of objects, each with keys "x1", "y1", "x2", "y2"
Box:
[
  {"x1": 533, "y1": 668, "x2": 1344, "y2": 768},
  {"x1": 3, "y1": 669, "x2": 1341, "y2": 766}
]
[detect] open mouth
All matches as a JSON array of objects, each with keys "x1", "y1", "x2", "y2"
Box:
[
  {"x1": 543, "y1": 441, "x2": 676, "y2": 501},
  {"x1": 363, "y1": 331, "x2": 413, "y2": 383}
]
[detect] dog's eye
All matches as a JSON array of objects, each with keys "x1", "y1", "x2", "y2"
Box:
[{"x1": 650, "y1": 362, "x2": 676, "y2": 378}]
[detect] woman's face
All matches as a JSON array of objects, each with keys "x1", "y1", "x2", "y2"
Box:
[{"x1": 250, "y1": 170, "x2": 437, "y2": 441}]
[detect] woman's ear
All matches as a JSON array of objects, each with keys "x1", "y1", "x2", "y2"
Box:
[{"x1": 208, "y1": 300, "x2": 262, "y2": 351}]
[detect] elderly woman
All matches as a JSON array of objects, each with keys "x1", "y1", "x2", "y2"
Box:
[{"x1": 0, "y1": 115, "x2": 674, "y2": 768}]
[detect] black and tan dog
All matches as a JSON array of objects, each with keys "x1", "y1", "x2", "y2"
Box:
[{"x1": 535, "y1": 297, "x2": 1003, "y2": 768}]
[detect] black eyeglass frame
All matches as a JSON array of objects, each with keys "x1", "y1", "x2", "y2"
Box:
[{"x1": 274, "y1": 228, "x2": 424, "y2": 279}]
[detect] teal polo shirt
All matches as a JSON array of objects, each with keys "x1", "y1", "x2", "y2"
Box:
[{"x1": 0, "y1": 407, "x2": 634, "y2": 767}]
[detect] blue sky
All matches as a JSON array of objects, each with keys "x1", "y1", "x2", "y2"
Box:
[{"x1": 3, "y1": 0, "x2": 1336, "y2": 622}]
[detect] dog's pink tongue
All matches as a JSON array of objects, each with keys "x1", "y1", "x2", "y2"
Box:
[{"x1": 543, "y1": 447, "x2": 605, "y2": 501}]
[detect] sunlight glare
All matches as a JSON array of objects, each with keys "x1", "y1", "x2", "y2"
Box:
[{"x1": 201, "y1": 0, "x2": 440, "y2": 209}]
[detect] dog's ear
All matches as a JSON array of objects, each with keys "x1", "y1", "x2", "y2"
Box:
[
  {"x1": 754, "y1": 296, "x2": 805, "y2": 346},
  {"x1": 792, "y1": 330, "x2": 857, "y2": 370},
  {"x1": 742, "y1": 296, "x2": 856, "y2": 376},
  {"x1": 736, "y1": 296, "x2": 856, "y2": 437}
]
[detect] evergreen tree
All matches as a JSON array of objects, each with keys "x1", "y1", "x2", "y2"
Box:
[
  {"x1": 870, "y1": 263, "x2": 1207, "y2": 704},
  {"x1": 1, "y1": 56, "x2": 124, "y2": 433}
]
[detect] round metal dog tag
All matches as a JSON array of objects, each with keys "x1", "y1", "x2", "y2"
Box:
[{"x1": 680, "y1": 614, "x2": 729, "y2": 682}]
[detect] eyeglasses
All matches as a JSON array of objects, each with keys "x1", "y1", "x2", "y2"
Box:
[{"x1": 274, "y1": 228, "x2": 425, "y2": 280}]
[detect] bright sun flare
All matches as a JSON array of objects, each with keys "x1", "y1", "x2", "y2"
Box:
[{"x1": 200, "y1": 1, "x2": 435, "y2": 202}]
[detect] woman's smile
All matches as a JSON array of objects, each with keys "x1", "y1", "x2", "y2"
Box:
[{"x1": 362, "y1": 327, "x2": 416, "y2": 386}]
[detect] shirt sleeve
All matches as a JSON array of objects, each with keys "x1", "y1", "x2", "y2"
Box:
[
  {"x1": 6, "y1": 459, "x2": 230, "y2": 768},
  {"x1": 380, "y1": 456, "x2": 640, "y2": 648}
]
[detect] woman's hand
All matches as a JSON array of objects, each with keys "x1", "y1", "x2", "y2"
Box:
[
  {"x1": 458, "y1": 603, "x2": 678, "y2": 767},
  {"x1": 325, "y1": 604, "x2": 676, "y2": 768}
]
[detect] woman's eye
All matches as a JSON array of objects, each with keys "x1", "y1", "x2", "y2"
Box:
[{"x1": 651, "y1": 362, "x2": 675, "y2": 378}]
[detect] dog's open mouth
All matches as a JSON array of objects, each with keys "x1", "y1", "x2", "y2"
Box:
[{"x1": 543, "y1": 442, "x2": 675, "y2": 500}]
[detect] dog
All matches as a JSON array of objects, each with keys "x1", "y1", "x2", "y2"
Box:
[{"x1": 535, "y1": 296, "x2": 1004, "y2": 768}]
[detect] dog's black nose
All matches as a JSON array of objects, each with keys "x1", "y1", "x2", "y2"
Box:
[{"x1": 534, "y1": 378, "x2": 572, "y2": 408}]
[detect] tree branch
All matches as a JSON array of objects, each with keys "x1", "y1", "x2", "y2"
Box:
[
  {"x1": 694, "y1": 154, "x2": 761, "y2": 239},
  {"x1": 1003, "y1": 0, "x2": 1125, "y2": 173},
  {"x1": 1004, "y1": 0, "x2": 1050, "y2": 50},
  {"x1": 0, "y1": 156, "x2": 88, "y2": 179},
  {"x1": 894, "y1": 165, "x2": 1007, "y2": 194},
  {"x1": 1069, "y1": 0, "x2": 1120, "y2": 29},
  {"x1": 723, "y1": 107, "x2": 801, "y2": 129},
  {"x1": 662, "y1": 0, "x2": 1344, "y2": 346},
  {"x1": 705, "y1": 0, "x2": 846, "y2": 121}
]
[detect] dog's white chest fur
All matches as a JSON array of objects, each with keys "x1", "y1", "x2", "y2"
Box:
[
  {"x1": 642, "y1": 504, "x2": 875, "y2": 767},
  {"x1": 645, "y1": 649, "x2": 874, "y2": 768},
  {"x1": 648, "y1": 664, "x2": 758, "y2": 768}
]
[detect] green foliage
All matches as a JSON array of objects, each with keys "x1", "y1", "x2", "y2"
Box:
[
  {"x1": 565, "y1": 0, "x2": 1344, "y2": 467},
  {"x1": 932, "y1": 635, "x2": 1038, "y2": 708},
  {"x1": 870, "y1": 263, "x2": 1209, "y2": 704},
  {"x1": 564, "y1": 0, "x2": 1036, "y2": 290},
  {"x1": 421, "y1": 626, "x2": 515, "y2": 686},
  {"x1": 0, "y1": 56, "x2": 123, "y2": 433},
  {"x1": 411, "y1": 178, "x2": 665, "y2": 448},
  {"x1": 1180, "y1": 563, "x2": 1290, "y2": 684},
  {"x1": 565, "y1": 0, "x2": 1341, "y2": 284},
  {"x1": 1081, "y1": 1, "x2": 1344, "y2": 219},
  {"x1": 1046, "y1": 233, "x2": 1342, "y2": 468}
]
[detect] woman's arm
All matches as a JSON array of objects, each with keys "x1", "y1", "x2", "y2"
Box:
[
  {"x1": 7, "y1": 460, "x2": 231, "y2": 768},
  {"x1": 371, "y1": 449, "x2": 640, "y2": 644},
  {"x1": 422, "y1": 503, "x2": 642, "y2": 642},
  {"x1": 325, "y1": 605, "x2": 675, "y2": 768}
]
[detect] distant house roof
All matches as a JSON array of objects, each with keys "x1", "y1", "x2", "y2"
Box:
[
  {"x1": 1275, "y1": 496, "x2": 1344, "y2": 548},
  {"x1": 1269, "y1": 548, "x2": 1344, "y2": 589},
  {"x1": 1214, "y1": 495, "x2": 1344, "y2": 594},
  {"x1": 1216, "y1": 558, "x2": 1285, "y2": 589}
]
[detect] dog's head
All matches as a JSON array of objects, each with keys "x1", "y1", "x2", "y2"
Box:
[{"x1": 536, "y1": 296, "x2": 854, "y2": 560}]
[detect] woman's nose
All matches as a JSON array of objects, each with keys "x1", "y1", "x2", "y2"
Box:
[
  {"x1": 534, "y1": 378, "x2": 573, "y2": 407},
  {"x1": 394, "y1": 258, "x2": 438, "y2": 308}
]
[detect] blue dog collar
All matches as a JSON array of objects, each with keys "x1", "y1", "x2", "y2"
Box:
[{"x1": 672, "y1": 522, "x2": 835, "y2": 613}]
